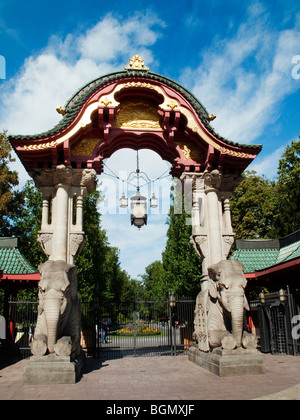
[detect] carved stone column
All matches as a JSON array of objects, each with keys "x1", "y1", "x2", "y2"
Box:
[
  {"x1": 30, "y1": 165, "x2": 97, "y2": 264},
  {"x1": 203, "y1": 170, "x2": 223, "y2": 266},
  {"x1": 183, "y1": 170, "x2": 241, "y2": 280}
]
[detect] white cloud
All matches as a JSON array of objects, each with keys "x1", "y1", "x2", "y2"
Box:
[
  {"x1": 0, "y1": 12, "x2": 165, "y2": 136},
  {"x1": 180, "y1": 7, "x2": 300, "y2": 144},
  {"x1": 248, "y1": 145, "x2": 286, "y2": 179}
]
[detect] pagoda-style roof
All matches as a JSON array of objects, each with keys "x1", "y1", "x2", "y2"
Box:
[
  {"x1": 0, "y1": 238, "x2": 39, "y2": 284},
  {"x1": 231, "y1": 230, "x2": 300, "y2": 283},
  {"x1": 9, "y1": 56, "x2": 262, "y2": 178}
]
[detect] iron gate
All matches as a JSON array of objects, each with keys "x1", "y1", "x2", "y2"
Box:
[
  {"x1": 1, "y1": 298, "x2": 196, "y2": 364},
  {"x1": 0, "y1": 300, "x2": 38, "y2": 365},
  {"x1": 82, "y1": 298, "x2": 196, "y2": 359}
]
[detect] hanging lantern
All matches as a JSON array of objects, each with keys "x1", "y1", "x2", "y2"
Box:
[
  {"x1": 150, "y1": 193, "x2": 158, "y2": 208},
  {"x1": 119, "y1": 193, "x2": 128, "y2": 208},
  {"x1": 130, "y1": 190, "x2": 147, "y2": 228}
]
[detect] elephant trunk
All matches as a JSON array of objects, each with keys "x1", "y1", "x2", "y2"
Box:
[
  {"x1": 43, "y1": 290, "x2": 63, "y2": 353},
  {"x1": 229, "y1": 293, "x2": 245, "y2": 348}
]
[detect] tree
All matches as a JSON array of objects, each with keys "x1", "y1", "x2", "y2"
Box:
[
  {"x1": 120, "y1": 276, "x2": 144, "y2": 302},
  {"x1": 75, "y1": 190, "x2": 130, "y2": 302},
  {"x1": 0, "y1": 131, "x2": 24, "y2": 235},
  {"x1": 141, "y1": 260, "x2": 167, "y2": 300},
  {"x1": 273, "y1": 138, "x2": 300, "y2": 237},
  {"x1": 161, "y1": 186, "x2": 202, "y2": 298},
  {"x1": 13, "y1": 180, "x2": 46, "y2": 269},
  {"x1": 230, "y1": 171, "x2": 277, "y2": 239}
]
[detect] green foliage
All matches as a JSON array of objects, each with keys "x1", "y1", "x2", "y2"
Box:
[
  {"x1": 162, "y1": 200, "x2": 202, "y2": 297},
  {"x1": 230, "y1": 138, "x2": 300, "y2": 240},
  {"x1": 162, "y1": 189, "x2": 202, "y2": 297},
  {"x1": 0, "y1": 131, "x2": 25, "y2": 235},
  {"x1": 75, "y1": 190, "x2": 131, "y2": 303},
  {"x1": 119, "y1": 276, "x2": 145, "y2": 302},
  {"x1": 272, "y1": 138, "x2": 300, "y2": 237},
  {"x1": 13, "y1": 180, "x2": 47, "y2": 268},
  {"x1": 230, "y1": 171, "x2": 277, "y2": 239},
  {"x1": 142, "y1": 185, "x2": 202, "y2": 300},
  {"x1": 141, "y1": 260, "x2": 166, "y2": 300}
]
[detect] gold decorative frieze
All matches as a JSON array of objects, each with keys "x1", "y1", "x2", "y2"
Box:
[
  {"x1": 24, "y1": 140, "x2": 59, "y2": 151},
  {"x1": 115, "y1": 101, "x2": 161, "y2": 130},
  {"x1": 71, "y1": 138, "x2": 101, "y2": 156},
  {"x1": 123, "y1": 81, "x2": 154, "y2": 89}
]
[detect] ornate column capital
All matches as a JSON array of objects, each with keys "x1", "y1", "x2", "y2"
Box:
[{"x1": 29, "y1": 165, "x2": 97, "y2": 194}]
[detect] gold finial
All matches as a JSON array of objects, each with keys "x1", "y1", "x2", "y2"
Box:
[
  {"x1": 56, "y1": 106, "x2": 66, "y2": 116},
  {"x1": 208, "y1": 113, "x2": 216, "y2": 121},
  {"x1": 125, "y1": 55, "x2": 149, "y2": 71}
]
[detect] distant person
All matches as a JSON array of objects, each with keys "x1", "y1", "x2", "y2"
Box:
[{"x1": 29, "y1": 323, "x2": 35, "y2": 343}]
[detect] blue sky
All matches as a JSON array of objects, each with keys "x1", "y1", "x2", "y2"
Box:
[{"x1": 0, "y1": 0, "x2": 300, "y2": 279}]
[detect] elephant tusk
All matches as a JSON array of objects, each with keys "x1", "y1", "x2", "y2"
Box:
[
  {"x1": 244, "y1": 296, "x2": 250, "y2": 311},
  {"x1": 219, "y1": 290, "x2": 231, "y2": 313}
]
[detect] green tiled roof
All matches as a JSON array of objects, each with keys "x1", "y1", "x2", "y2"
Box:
[
  {"x1": 0, "y1": 238, "x2": 38, "y2": 275},
  {"x1": 231, "y1": 249, "x2": 279, "y2": 273},
  {"x1": 231, "y1": 231, "x2": 300, "y2": 273},
  {"x1": 277, "y1": 241, "x2": 300, "y2": 264}
]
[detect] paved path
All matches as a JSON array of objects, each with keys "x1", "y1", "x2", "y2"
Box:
[{"x1": 0, "y1": 353, "x2": 300, "y2": 400}]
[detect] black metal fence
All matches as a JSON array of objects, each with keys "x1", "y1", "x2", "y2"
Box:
[
  {"x1": 251, "y1": 288, "x2": 300, "y2": 356},
  {"x1": 0, "y1": 300, "x2": 38, "y2": 366},
  {"x1": 0, "y1": 297, "x2": 196, "y2": 364}
]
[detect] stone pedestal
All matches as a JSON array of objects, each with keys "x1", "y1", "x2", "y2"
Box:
[
  {"x1": 188, "y1": 345, "x2": 265, "y2": 377},
  {"x1": 23, "y1": 352, "x2": 86, "y2": 385}
]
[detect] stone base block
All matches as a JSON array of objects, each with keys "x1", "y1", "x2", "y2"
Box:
[
  {"x1": 188, "y1": 345, "x2": 265, "y2": 377},
  {"x1": 23, "y1": 352, "x2": 86, "y2": 385}
]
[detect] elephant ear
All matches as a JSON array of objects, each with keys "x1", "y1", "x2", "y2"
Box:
[{"x1": 207, "y1": 264, "x2": 222, "y2": 282}]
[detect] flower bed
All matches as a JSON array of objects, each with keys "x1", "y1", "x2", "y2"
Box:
[{"x1": 112, "y1": 325, "x2": 161, "y2": 336}]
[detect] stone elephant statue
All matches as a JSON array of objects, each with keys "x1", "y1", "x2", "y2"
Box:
[
  {"x1": 193, "y1": 259, "x2": 257, "y2": 352},
  {"x1": 31, "y1": 260, "x2": 81, "y2": 358}
]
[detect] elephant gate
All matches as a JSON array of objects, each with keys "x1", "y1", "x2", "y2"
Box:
[{"x1": 9, "y1": 55, "x2": 263, "y2": 383}]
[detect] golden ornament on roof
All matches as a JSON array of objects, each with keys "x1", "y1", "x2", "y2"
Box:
[{"x1": 125, "y1": 55, "x2": 149, "y2": 71}]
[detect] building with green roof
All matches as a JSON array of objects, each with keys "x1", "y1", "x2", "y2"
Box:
[
  {"x1": 0, "y1": 238, "x2": 40, "y2": 339},
  {"x1": 231, "y1": 230, "x2": 300, "y2": 295}
]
